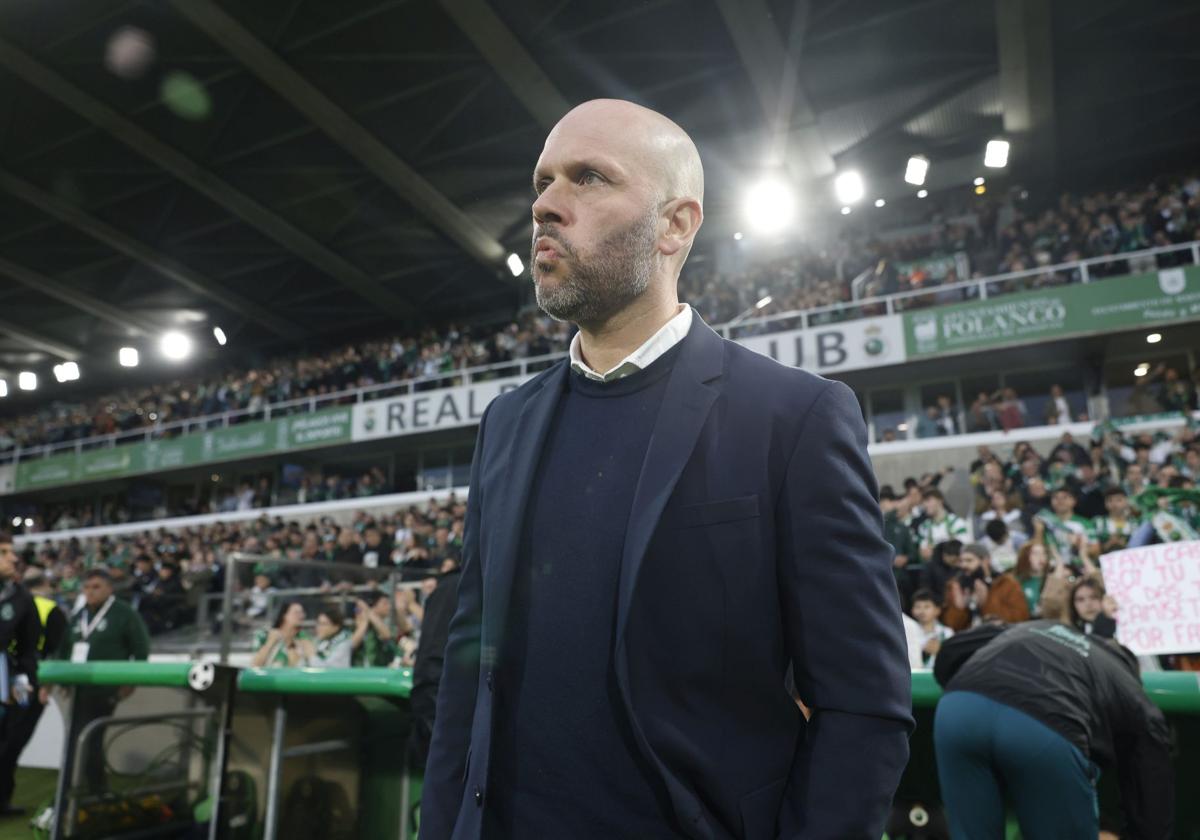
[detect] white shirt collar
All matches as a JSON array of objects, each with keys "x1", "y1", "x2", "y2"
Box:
[{"x1": 568, "y1": 304, "x2": 693, "y2": 382}]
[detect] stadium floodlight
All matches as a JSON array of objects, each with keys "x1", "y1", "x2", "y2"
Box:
[
  {"x1": 119, "y1": 347, "x2": 139, "y2": 367},
  {"x1": 506, "y1": 253, "x2": 524, "y2": 277},
  {"x1": 984, "y1": 139, "x2": 1009, "y2": 168},
  {"x1": 904, "y1": 156, "x2": 929, "y2": 186},
  {"x1": 917, "y1": 189, "x2": 929, "y2": 199},
  {"x1": 1134, "y1": 363, "x2": 1150, "y2": 377},
  {"x1": 755, "y1": 295, "x2": 773, "y2": 310},
  {"x1": 18, "y1": 371, "x2": 36, "y2": 391},
  {"x1": 10, "y1": 517, "x2": 18, "y2": 527},
  {"x1": 53, "y1": 361, "x2": 80, "y2": 383},
  {"x1": 212, "y1": 326, "x2": 227, "y2": 346},
  {"x1": 1146, "y1": 333, "x2": 1162, "y2": 344},
  {"x1": 834, "y1": 171, "x2": 864, "y2": 205},
  {"x1": 874, "y1": 198, "x2": 886, "y2": 208},
  {"x1": 973, "y1": 177, "x2": 986, "y2": 187},
  {"x1": 840, "y1": 206, "x2": 852, "y2": 215},
  {"x1": 743, "y1": 177, "x2": 797, "y2": 235},
  {"x1": 733, "y1": 232, "x2": 743, "y2": 241},
  {"x1": 160, "y1": 330, "x2": 192, "y2": 361},
  {"x1": 0, "y1": 380, "x2": 5, "y2": 398},
  {"x1": 22, "y1": 518, "x2": 32, "y2": 528}
]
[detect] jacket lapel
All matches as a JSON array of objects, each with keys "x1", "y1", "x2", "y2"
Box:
[
  {"x1": 615, "y1": 315, "x2": 725, "y2": 644},
  {"x1": 484, "y1": 361, "x2": 568, "y2": 646}
]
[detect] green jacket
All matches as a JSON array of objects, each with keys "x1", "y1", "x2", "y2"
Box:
[{"x1": 56, "y1": 597, "x2": 151, "y2": 662}]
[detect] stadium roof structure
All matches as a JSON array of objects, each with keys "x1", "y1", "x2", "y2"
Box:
[{"x1": 0, "y1": 0, "x2": 1196, "y2": 394}]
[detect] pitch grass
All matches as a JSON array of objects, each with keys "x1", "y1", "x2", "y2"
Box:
[{"x1": 0, "y1": 769, "x2": 57, "y2": 840}]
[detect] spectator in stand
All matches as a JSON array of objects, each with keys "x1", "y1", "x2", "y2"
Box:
[
  {"x1": 1069, "y1": 578, "x2": 1116, "y2": 639},
  {"x1": 245, "y1": 572, "x2": 275, "y2": 621},
  {"x1": 332, "y1": 527, "x2": 363, "y2": 566},
  {"x1": 942, "y1": 543, "x2": 1029, "y2": 630},
  {"x1": 138, "y1": 561, "x2": 187, "y2": 635},
  {"x1": 978, "y1": 489, "x2": 1026, "y2": 543},
  {"x1": 915, "y1": 405, "x2": 945, "y2": 439},
  {"x1": 979, "y1": 519, "x2": 1020, "y2": 573},
  {"x1": 351, "y1": 591, "x2": 399, "y2": 667},
  {"x1": 916, "y1": 489, "x2": 971, "y2": 561},
  {"x1": 1012, "y1": 541, "x2": 1050, "y2": 618},
  {"x1": 993, "y1": 388, "x2": 1027, "y2": 431},
  {"x1": 1088, "y1": 487, "x2": 1142, "y2": 558},
  {"x1": 1044, "y1": 384, "x2": 1077, "y2": 425},
  {"x1": 909, "y1": 589, "x2": 953, "y2": 668},
  {"x1": 251, "y1": 602, "x2": 310, "y2": 667},
  {"x1": 879, "y1": 486, "x2": 917, "y2": 610},
  {"x1": 309, "y1": 606, "x2": 352, "y2": 668},
  {"x1": 1033, "y1": 486, "x2": 1096, "y2": 573},
  {"x1": 919, "y1": 540, "x2": 963, "y2": 605}
]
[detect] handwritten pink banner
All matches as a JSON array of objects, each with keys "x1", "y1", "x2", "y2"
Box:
[{"x1": 1101, "y1": 540, "x2": 1200, "y2": 655}]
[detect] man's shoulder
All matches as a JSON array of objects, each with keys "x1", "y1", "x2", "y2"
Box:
[
  {"x1": 717, "y1": 333, "x2": 831, "y2": 394},
  {"x1": 484, "y1": 360, "x2": 568, "y2": 421}
]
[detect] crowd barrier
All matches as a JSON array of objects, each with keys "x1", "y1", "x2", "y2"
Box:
[{"x1": 36, "y1": 663, "x2": 1200, "y2": 839}]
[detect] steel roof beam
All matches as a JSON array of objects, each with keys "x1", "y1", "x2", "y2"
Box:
[
  {"x1": 0, "y1": 318, "x2": 82, "y2": 361},
  {"x1": 0, "y1": 169, "x2": 305, "y2": 340},
  {"x1": 169, "y1": 0, "x2": 511, "y2": 281},
  {"x1": 439, "y1": 0, "x2": 572, "y2": 131},
  {"x1": 0, "y1": 36, "x2": 417, "y2": 318},
  {"x1": 0, "y1": 255, "x2": 158, "y2": 337}
]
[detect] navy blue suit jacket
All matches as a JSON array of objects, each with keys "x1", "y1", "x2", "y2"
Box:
[{"x1": 422, "y1": 312, "x2": 913, "y2": 839}]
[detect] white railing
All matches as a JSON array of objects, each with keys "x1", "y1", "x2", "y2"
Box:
[{"x1": 3, "y1": 238, "x2": 1197, "y2": 467}]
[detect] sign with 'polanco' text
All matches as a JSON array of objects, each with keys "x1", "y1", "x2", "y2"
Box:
[{"x1": 904, "y1": 265, "x2": 1200, "y2": 358}]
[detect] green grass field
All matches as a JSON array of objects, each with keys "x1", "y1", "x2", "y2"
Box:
[{"x1": 0, "y1": 769, "x2": 57, "y2": 840}]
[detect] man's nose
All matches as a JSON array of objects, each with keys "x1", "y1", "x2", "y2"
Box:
[{"x1": 532, "y1": 181, "x2": 570, "y2": 226}]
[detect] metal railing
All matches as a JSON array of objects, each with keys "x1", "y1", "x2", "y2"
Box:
[{"x1": 3, "y1": 238, "x2": 1197, "y2": 466}]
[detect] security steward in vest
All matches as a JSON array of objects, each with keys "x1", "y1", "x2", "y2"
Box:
[
  {"x1": 0, "y1": 532, "x2": 41, "y2": 817},
  {"x1": 55, "y1": 568, "x2": 150, "y2": 792},
  {"x1": 0, "y1": 568, "x2": 66, "y2": 817}
]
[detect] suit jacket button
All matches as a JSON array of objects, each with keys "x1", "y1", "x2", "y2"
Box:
[{"x1": 474, "y1": 786, "x2": 483, "y2": 807}]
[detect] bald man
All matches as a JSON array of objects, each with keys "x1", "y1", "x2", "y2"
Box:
[{"x1": 422, "y1": 100, "x2": 912, "y2": 840}]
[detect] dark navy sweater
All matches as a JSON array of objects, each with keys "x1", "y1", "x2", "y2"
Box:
[{"x1": 486, "y1": 344, "x2": 688, "y2": 839}]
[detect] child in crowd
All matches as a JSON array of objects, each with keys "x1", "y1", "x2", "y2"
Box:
[{"x1": 910, "y1": 589, "x2": 954, "y2": 668}]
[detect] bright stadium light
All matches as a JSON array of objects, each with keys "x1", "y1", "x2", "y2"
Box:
[
  {"x1": 18, "y1": 371, "x2": 36, "y2": 391},
  {"x1": 904, "y1": 156, "x2": 929, "y2": 186},
  {"x1": 733, "y1": 232, "x2": 743, "y2": 241},
  {"x1": 119, "y1": 347, "x2": 139, "y2": 367},
  {"x1": 754, "y1": 295, "x2": 773, "y2": 310},
  {"x1": 505, "y1": 253, "x2": 524, "y2": 277},
  {"x1": 212, "y1": 326, "x2": 227, "y2": 346},
  {"x1": 0, "y1": 380, "x2": 6, "y2": 398},
  {"x1": 840, "y1": 206, "x2": 852, "y2": 215},
  {"x1": 1134, "y1": 363, "x2": 1150, "y2": 377},
  {"x1": 22, "y1": 518, "x2": 32, "y2": 528},
  {"x1": 10, "y1": 517, "x2": 18, "y2": 527},
  {"x1": 874, "y1": 198, "x2": 886, "y2": 208},
  {"x1": 1146, "y1": 332, "x2": 1162, "y2": 344},
  {"x1": 743, "y1": 177, "x2": 797, "y2": 235},
  {"x1": 984, "y1": 139, "x2": 1009, "y2": 168},
  {"x1": 53, "y1": 362, "x2": 80, "y2": 383},
  {"x1": 160, "y1": 331, "x2": 192, "y2": 361},
  {"x1": 834, "y1": 171, "x2": 864, "y2": 205},
  {"x1": 973, "y1": 177, "x2": 986, "y2": 187},
  {"x1": 917, "y1": 189, "x2": 929, "y2": 199}
]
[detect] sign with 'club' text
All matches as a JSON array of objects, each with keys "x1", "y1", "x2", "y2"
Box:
[
  {"x1": 736, "y1": 314, "x2": 906, "y2": 375},
  {"x1": 1100, "y1": 540, "x2": 1200, "y2": 656}
]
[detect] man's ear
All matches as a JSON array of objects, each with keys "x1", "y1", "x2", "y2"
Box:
[{"x1": 659, "y1": 197, "x2": 703, "y2": 257}]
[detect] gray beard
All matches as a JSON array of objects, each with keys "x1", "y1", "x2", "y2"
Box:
[{"x1": 532, "y1": 210, "x2": 658, "y2": 329}]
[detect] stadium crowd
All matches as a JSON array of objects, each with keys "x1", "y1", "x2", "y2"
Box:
[
  {"x1": 9, "y1": 412, "x2": 1198, "y2": 671},
  {"x1": 2, "y1": 171, "x2": 1197, "y2": 457},
  {"x1": 14, "y1": 493, "x2": 467, "y2": 667},
  {"x1": 892, "y1": 415, "x2": 1200, "y2": 671},
  {"x1": 23, "y1": 465, "x2": 394, "y2": 532}
]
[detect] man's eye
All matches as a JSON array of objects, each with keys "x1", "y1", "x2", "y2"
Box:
[{"x1": 580, "y1": 171, "x2": 604, "y2": 186}]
